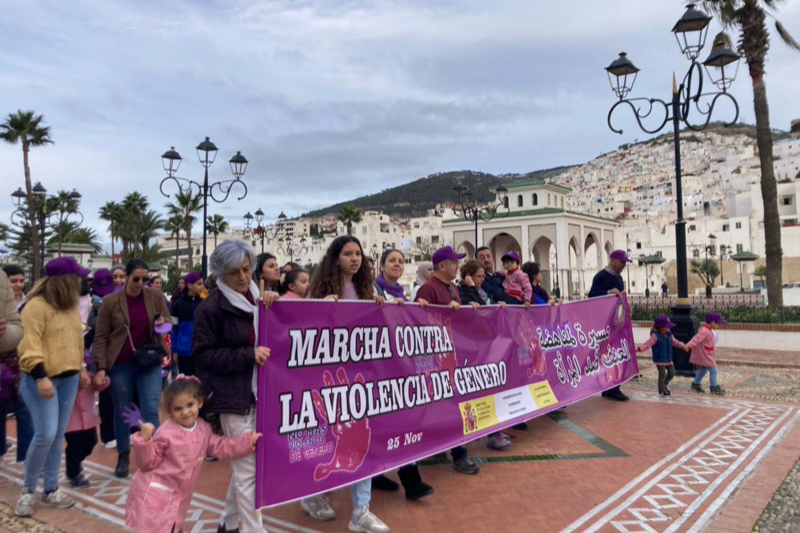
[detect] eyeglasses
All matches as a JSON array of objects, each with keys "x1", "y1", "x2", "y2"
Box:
[
  {"x1": 131, "y1": 276, "x2": 149, "y2": 283},
  {"x1": 227, "y1": 266, "x2": 252, "y2": 278}
]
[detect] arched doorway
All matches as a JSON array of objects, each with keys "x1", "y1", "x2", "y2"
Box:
[
  {"x1": 584, "y1": 233, "x2": 600, "y2": 298},
  {"x1": 568, "y1": 237, "x2": 581, "y2": 298},
  {"x1": 531, "y1": 236, "x2": 556, "y2": 293},
  {"x1": 456, "y1": 241, "x2": 475, "y2": 259},
  {"x1": 488, "y1": 233, "x2": 522, "y2": 271}
]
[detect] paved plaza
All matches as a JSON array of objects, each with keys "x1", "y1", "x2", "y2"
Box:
[{"x1": 1, "y1": 349, "x2": 799, "y2": 533}]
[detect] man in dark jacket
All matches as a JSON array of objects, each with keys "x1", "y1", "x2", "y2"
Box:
[
  {"x1": 476, "y1": 247, "x2": 520, "y2": 304},
  {"x1": 588, "y1": 249, "x2": 632, "y2": 401}
]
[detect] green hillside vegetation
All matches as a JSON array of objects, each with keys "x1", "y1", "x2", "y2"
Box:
[{"x1": 303, "y1": 166, "x2": 575, "y2": 218}]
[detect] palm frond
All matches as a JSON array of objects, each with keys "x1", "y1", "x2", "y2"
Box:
[{"x1": 775, "y1": 20, "x2": 800, "y2": 50}]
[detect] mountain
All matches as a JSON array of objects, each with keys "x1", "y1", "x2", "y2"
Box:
[{"x1": 302, "y1": 166, "x2": 576, "y2": 219}]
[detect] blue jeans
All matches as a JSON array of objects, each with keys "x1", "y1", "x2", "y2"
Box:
[
  {"x1": 350, "y1": 478, "x2": 372, "y2": 520},
  {"x1": 694, "y1": 366, "x2": 719, "y2": 387},
  {"x1": 0, "y1": 397, "x2": 34, "y2": 462},
  {"x1": 19, "y1": 373, "x2": 79, "y2": 491},
  {"x1": 108, "y1": 363, "x2": 162, "y2": 453}
]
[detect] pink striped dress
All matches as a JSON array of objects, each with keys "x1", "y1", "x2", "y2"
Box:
[{"x1": 125, "y1": 418, "x2": 254, "y2": 533}]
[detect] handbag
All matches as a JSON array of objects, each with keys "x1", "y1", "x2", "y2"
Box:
[{"x1": 125, "y1": 323, "x2": 163, "y2": 368}]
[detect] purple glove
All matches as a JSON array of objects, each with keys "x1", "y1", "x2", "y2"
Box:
[
  {"x1": 122, "y1": 404, "x2": 143, "y2": 429},
  {"x1": 155, "y1": 322, "x2": 172, "y2": 334},
  {"x1": 162, "y1": 367, "x2": 170, "y2": 379}
]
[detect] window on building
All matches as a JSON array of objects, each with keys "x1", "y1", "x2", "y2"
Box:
[
  {"x1": 693, "y1": 249, "x2": 700, "y2": 258},
  {"x1": 547, "y1": 193, "x2": 551, "y2": 206},
  {"x1": 631, "y1": 281, "x2": 636, "y2": 287},
  {"x1": 736, "y1": 244, "x2": 743, "y2": 253},
  {"x1": 636, "y1": 242, "x2": 642, "y2": 249},
  {"x1": 782, "y1": 196, "x2": 793, "y2": 206},
  {"x1": 517, "y1": 195, "x2": 523, "y2": 207},
  {"x1": 532, "y1": 193, "x2": 538, "y2": 206},
  {"x1": 362, "y1": 226, "x2": 367, "y2": 235},
  {"x1": 689, "y1": 225, "x2": 696, "y2": 231},
  {"x1": 735, "y1": 222, "x2": 742, "y2": 229},
  {"x1": 722, "y1": 224, "x2": 729, "y2": 231},
  {"x1": 561, "y1": 197, "x2": 564, "y2": 208},
  {"x1": 431, "y1": 236, "x2": 439, "y2": 244},
  {"x1": 416, "y1": 236, "x2": 422, "y2": 244},
  {"x1": 656, "y1": 251, "x2": 663, "y2": 258}
]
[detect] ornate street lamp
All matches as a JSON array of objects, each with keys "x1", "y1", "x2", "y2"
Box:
[
  {"x1": 277, "y1": 235, "x2": 308, "y2": 262},
  {"x1": 604, "y1": 3, "x2": 740, "y2": 373},
  {"x1": 243, "y1": 209, "x2": 284, "y2": 253},
  {"x1": 10, "y1": 182, "x2": 84, "y2": 275},
  {"x1": 160, "y1": 138, "x2": 248, "y2": 275},
  {"x1": 451, "y1": 179, "x2": 509, "y2": 253}
]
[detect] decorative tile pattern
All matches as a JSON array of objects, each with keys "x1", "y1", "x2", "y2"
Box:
[{"x1": 564, "y1": 392, "x2": 800, "y2": 532}]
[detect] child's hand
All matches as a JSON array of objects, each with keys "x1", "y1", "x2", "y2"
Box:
[
  {"x1": 140, "y1": 422, "x2": 155, "y2": 440},
  {"x1": 251, "y1": 432, "x2": 263, "y2": 445},
  {"x1": 684, "y1": 347, "x2": 691, "y2": 352}
]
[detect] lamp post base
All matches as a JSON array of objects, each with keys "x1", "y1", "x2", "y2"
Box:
[{"x1": 670, "y1": 303, "x2": 698, "y2": 377}]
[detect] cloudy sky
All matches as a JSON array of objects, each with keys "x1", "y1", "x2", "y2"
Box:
[{"x1": 2, "y1": 0, "x2": 799, "y2": 251}]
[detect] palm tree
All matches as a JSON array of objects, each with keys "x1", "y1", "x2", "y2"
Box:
[
  {"x1": 99, "y1": 201, "x2": 123, "y2": 259},
  {"x1": 337, "y1": 205, "x2": 363, "y2": 236},
  {"x1": 207, "y1": 214, "x2": 229, "y2": 248},
  {"x1": 64, "y1": 227, "x2": 103, "y2": 253},
  {"x1": 46, "y1": 190, "x2": 81, "y2": 256},
  {"x1": 703, "y1": 0, "x2": 799, "y2": 307},
  {"x1": 0, "y1": 110, "x2": 53, "y2": 279},
  {"x1": 163, "y1": 214, "x2": 184, "y2": 269},
  {"x1": 165, "y1": 190, "x2": 202, "y2": 269},
  {"x1": 116, "y1": 193, "x2": 151, "y2": 257}
]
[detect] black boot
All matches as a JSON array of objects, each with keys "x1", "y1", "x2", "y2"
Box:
[
  {"x1": 371, "y1": 474, "x2": 399, "y2": 491},
  {"x1": 398, "y1": 464, "x2": 434, "y2": 500},
  {"x1": 115, "y1": 451, "x2": 129, "y2": 478}
]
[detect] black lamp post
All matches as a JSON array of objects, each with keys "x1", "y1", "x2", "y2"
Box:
[
  {"x1": 243, "y1": 209, "x2": 285, "y2": 253},
  {"x1": 277, "y1": 235, "x2": 308, "y2": 262},
  {"x1": 626, "y1": 247, "x2": 632, "y2": 293},
  {"x1": 605, "y1": 3, "x2": 740, "y2": 374},
  {"x1": 452, "y1": 181, "x2": 509, "y2": 254},
  {"x1": 160, "y1": 138, "x2": 248, "y2": 275},
  {"x1": 11, "y1": 183, "x2": 83, "y2": 276}
]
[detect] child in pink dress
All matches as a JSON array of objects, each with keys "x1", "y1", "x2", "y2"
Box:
[
  {"x1": 125, "y1": 376, "x2": 262, "y2": 533},
  {"x1": 687, "y1": 312, "x2": 727, "y2": 395},
  {"x1": 498, "y1": 251, "x2": 532, "y2": 304},
  {"x1": 279, "y1": 268, "x2": 310, "y2": 299}
]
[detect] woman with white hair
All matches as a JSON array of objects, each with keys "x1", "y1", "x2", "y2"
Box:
[{"x1": 193, "y1": 239, "x2": 279, "y2": 533}]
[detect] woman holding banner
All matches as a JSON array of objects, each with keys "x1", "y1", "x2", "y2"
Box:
[
  {"x1": 303, "y1": 236, "x2": 391, "y2": 533},
  {"x1": 373, "y1": 249, "x2": 436, "y2": 501},
  {"x1": 193, "y1": 240, "x2": 279, "y2": 533}
]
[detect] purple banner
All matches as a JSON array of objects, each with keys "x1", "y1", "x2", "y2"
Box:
[{"x1": 255, "y1": 295, "x2": 638, "y2": 507}]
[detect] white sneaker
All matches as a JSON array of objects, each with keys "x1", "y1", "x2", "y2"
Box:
[
  {"x1": 104, "y1": 440, "x2": 117, "y2": 449},
  {"x1": 349, "y1": 509, "x2": 390, "y2": 533},
  {"x1": 15, "y1": 489, "x2": 34, "y2": 517},
  {"x1": 300, "y1": 495, "x2": 336, "y2": 521},
  {"x1": 41, "y1": 488, "x2": 76, "y2": 508}
]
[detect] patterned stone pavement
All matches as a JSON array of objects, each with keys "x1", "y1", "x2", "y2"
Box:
[{"x1": 1, "y1": 358, "x2": 798, "y2": 533}]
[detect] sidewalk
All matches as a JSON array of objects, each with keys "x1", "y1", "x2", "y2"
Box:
[{"x1": 1, "y1": 365, "x2": 798, "y2": 532}]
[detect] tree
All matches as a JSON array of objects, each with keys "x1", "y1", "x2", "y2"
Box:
[
  {"x1": 691, "y1": 258, "x2": 721, "y2": 287},
  {"x1": 411, "y1": 237, "x2": 450, "y2": 261},
  {"x1": 63, "y1": 226, "x2": 103, "y2": 253},
  {"x1": 99, "y1": 201, "x2": 123, "y2": 259},
  {"x1": 754, "y1": 263, "x2": 768, "y2": 284},
  {"x1": 163, "y1": 214, "x2": 184, "y2": 269},
  {"x1": 0, "y1": 222, "x2": 9, "y2": 243},
  {"x1": 703, "y1": 0, "x2": 800, "y2": 307},
  {"x1": 207, "y1": 214, "x2": 229, "y2": 248},
  {"x1": 165, "y1": 190, "x2": 202, "y2": 268},
  {"x1": 0, "y1": 110, "x2": 53, "y2": 279},
  {"x1": 337, "y1": 205, "x2": 362, "y2": 236},
  {"x1": 46, "y1": 190, "x2": 81, "y2": 256}
]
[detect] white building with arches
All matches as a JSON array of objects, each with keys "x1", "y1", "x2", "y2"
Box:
[{"x1": 444, "y1": 179, "x2": 620, "y2": 299}]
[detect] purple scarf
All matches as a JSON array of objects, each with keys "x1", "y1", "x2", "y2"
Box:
[{"x1": 375, "y1": 274, "x2": 407, "y2": 301}]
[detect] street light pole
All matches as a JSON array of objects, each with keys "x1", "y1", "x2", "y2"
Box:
[
  {"x1": 452, "y1": 180, "x2": 509, "y2": 254},
  {"x1": 626, "y1": 247, "x2": 632, "y2": 293},
  {"x1": 243, "y1": 209, "x2": 285, "y2": 254},
  {"x1": 160, "y1": 138, "x2": 249, "y2": 276},
  {"x1": 604, "y1": 3, "x2": 741, "y2": 375}
]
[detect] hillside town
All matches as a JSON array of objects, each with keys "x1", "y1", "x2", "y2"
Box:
[{"x1": 129, "y1": 128, "x2": 799, "y2": 302}]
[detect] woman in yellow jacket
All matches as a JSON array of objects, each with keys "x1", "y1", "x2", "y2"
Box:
[{"x1": 15, "y1": 257, "x2": 90, "y2": 518}]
